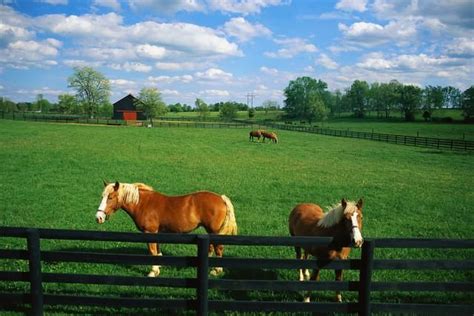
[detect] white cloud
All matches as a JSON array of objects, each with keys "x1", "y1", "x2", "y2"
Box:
[
  {"x1": 336, "y1": 0, "x2": 367, "y2": 12},
  {"x1": 161, "y1": 89, "x2": 180, "y2": 96},
  {"x1": 136, "y1": 44, "x2": 166, "y2": 59},
  {"x1": 222, "y1": 17, "x2": 271, "y2": 42},
  {"x1": 260, "y1": 66, "x2": 279, "y2": 76},
  {"x1": 93, "y1": 0, "x2": 121, "y2": 11},
  {"x1": 316, "y1": 53, "x2": 339, "y2": 69},
  {"x1": 265, "y1": 37, "x2": 317, "y2": 58},
  {"x1": 155, "y1": 61, "x2": 205, "y2": 71},
  {"x1": 195, "y1": 68, "x2": 233, "y2": 81},
  {"x1": 207, "y1": 0, "x2": 289, "y2": 15},
  {"x1": 110, "y1": 62, "x2": 152, "y2": 72},
  {"x1": 129, "y1": 0, "x2": 203, "y2": 14},
  {"x1": 36, "y1": 12, "x2": 124, "y2": 39},
  {"x1": 148, "y1": 75, "x2": 193, "y2": 84},
  {"x1": 129, "y1": 21, "x2": 241, "y2": 56},
  {"x1": 39, "y1": 0, "x2": 68, "y2": 5},
  {"x1": 445, "y1": 37, "x2": 474, "y2": 58},
  {"x1": 338, "y1": 19, "x2": 418, "y2": 47},
  {"x1": 199, "y1": 89, "x2": 230, "y2": 97},
  {"x1": 0, "y1": 38, "x2": 61, "y2": 69},
  {"x1": 110, "y1": 79, "x2": 136, "y2": 86}
]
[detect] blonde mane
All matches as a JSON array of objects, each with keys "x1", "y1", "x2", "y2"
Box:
[
  {"x1": 103, "y1": 182, "x2": 154, "y2": 205},
  {"x1": 317, "y1": 201, "x2": 358, "y2": 228}
]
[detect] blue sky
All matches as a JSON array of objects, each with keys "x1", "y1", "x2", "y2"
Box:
[{"x1": 1, "y1": 0, "x2": 473, "y2": 106}]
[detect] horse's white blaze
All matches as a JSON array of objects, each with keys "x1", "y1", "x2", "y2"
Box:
[
  {"x1": 351, "y1": 212, "x2": 363, "y2": 247},
  {"x1": 98, "y1": 196, "x2": 108, "y2": 211}
]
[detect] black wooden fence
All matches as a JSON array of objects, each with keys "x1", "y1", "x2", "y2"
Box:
[
  {"x1": 265, "y1": 122, "x2": 474, "y2": 151},
  {"x1": 1, "y1": 227, "x2": 473, "y2": 315}
]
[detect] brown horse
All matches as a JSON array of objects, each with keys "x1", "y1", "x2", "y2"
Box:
[
  {"x1": 249, "y1": 130, "x2": 263, "y2": 142},
  {"x1": 262, "y1": 131, "x2": 278, "y2": 143},
  {"x1": 95, "y1": 181, "x2": 238, "y2": 276},
  {"x1": 288, "y1": 198, "x2": 364, "y2": 302}
]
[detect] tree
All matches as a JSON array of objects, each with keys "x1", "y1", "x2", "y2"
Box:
[
  {"x1": 58, "y1": 94, "x2": 80, "y2": 114},
  {"x1": 347, "y1": 80, "x2": 369, "y2": 118},
  {"x1": 261, "y1": 100, "x2": 279, "y2": 115},
  {"x1": 219, "y1": 102, "x2": 238, "y2": 121},
  {"x1": 442, "y1": 86, "x2": 462, "y2": 108},
  {"x1": 68, "y1": 66, "x2": 110, "y2": 118},
  {"x1": 284, "y1": 76, "x2": 329, "y2": 123},
  {"x1": 461, "y1": 86, "x2": 474, "y2": 120},
  {"x1": 0, "y1": 97, "x2": 17, "y2": 112},
  {"x1": 398, "y1": 84, "x2": 422, "y2": 121},
  {"x1": 136, "y1": 87, "x2": 167, "y2": 123},
  {"x1": 195, "y1": 98, "x2": 209, "y2": 119},
  {"x1": 423, "y1": 85, "x2": 443, "y2": 117},
  {"x1": 35, "y1": 94, "x2": 51, "y2": 113}
]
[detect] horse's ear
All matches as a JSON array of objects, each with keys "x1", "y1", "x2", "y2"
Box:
[
  {"x1": 357, "y1": 198, "x2": 364, "y2": 209},
  {"x1": 114, "y1": 181, "x2": 120, "y2": 191},
  {"x1": 341, "y1": 198, "x2": 347, "y2": 208}
]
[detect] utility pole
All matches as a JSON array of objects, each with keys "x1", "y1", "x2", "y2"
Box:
[{"x1": 246, "y1": 93, "x2": 256, "y2": 108}]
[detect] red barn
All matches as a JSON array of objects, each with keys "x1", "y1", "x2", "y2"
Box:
[{"x1": 112, "y1": 94, "x2": 146, "y2": 121}]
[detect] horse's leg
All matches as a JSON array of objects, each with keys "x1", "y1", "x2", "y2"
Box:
[
  {"x1": 295, "y1": 247, "x2": 309, "y2": 281},
  {"x1": 305, "y1": 268, "x2": 320, "y2": 303},
  {"x1": 147, "y1": 242, "x2": 162, "y2": 277},
  {"x1": 210, "y1": 243, "x2": 224, "y2": 276},
  {"x1": 335, "y1": 269, "x2": 343, "y2": 302}
]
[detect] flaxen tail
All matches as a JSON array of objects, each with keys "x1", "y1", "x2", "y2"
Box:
[{"x1": 218, "y1": 195, "x2": 238, "y2": 235}]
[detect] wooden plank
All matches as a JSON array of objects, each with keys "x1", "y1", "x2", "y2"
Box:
[
  {"x1": 371, "y1": 302, "x2": 474, "y2": 314},
  {"x1": 42, "y1": 273, "x2": 196, "y2": 288},
  {"x1": 41, "y1": 251, "x2": 197, "y2": 267},
  {"x1": 372, "y1": 281, "x2": 474, "y2": 292},
  {"x1": 373, "y1": 259, "x2": 474, "y2": 270},
  {"x1": 373, "y1": 238, "x2": 474, "y2": 248},
  {"x1": 43, "y1": 294, "x2": 195, "y2": 309},
  {"x1": 208, "y1": 300, "x2": 359, "y2": 313},
  {"x1": 209, "y1": 257, "x2": 359, "y2": 270},
  {"x1": 208, "y1": 279, "x2": 357, "y2": 291}
]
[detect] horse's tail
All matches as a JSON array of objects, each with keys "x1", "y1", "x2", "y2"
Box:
[{"x1": 218, "y1": 195, "x2": 238, "y2": 235}]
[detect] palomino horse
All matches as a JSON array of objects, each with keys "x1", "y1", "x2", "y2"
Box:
[
  {"x1": 288, "y1": 198, "x2": 364, "y2": 302},
  {"x1": 249, "y1": 130, "x2": 263, "y2": 142},
  {"x1": 95, "y1": 181, "x2": 238, "y2": 277},
  {"x1": 262, "y1": 131, "x2": 278, "y2": 143}
]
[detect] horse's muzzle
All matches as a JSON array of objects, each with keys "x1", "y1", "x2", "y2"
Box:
[
  {"x1": 352, "y1": 237, "x2": 364, "y2": 248},
  {"x1": 96, "y1": 211, "x2": 106, "y2": 224}
]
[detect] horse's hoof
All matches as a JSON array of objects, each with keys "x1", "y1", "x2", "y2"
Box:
[
  {"x1": 147, "y1": 271, "x2": 159, "y2": 277},
  {"x1": 336, "y1": 294, "x2": 342, "y2": 302},
  {"x1": 304, "y1": 296, "x2": 310, "y2": 303},
  {"x1": 210, "y1": 267, "x2": 223, "y2": 276}
]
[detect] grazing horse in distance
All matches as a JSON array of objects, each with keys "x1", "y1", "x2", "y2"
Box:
[
  {"x1": 262, "y1": 131, "x2": 278, "y2": 143},
  {"x1": 95, "y1": 181, "x2": 238, "y2": 277},
  {"x1": 249, "y1": 130, "x2": 263, "y2": 142},
  {"x1": 289, "y1": 198, "x2": 364, "y2": 302}
]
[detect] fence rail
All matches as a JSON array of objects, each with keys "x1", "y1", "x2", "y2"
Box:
[
  {"x1": 266, "y1": 122, "x2": 474, "y2": 151},
  {"x1": 1, "y1": 227, "x2": 473, "y2": 315}
]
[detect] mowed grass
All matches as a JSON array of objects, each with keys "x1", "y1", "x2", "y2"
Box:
[{"x1": 0, "y1": 119, "x2": 473, "y2": 313}]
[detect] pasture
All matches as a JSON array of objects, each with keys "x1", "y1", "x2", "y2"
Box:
[{"x1": 0, "y1": 119, "x2": 473, "y2": 314}]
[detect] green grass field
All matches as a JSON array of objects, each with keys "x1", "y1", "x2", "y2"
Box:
[{"x1": 0, "y1": 120, "x2": 473, "y2": 314}]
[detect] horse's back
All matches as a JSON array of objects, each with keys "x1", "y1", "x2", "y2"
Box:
[{"x1": 289, "y1": 203, "x2": 324, "y2": 236}]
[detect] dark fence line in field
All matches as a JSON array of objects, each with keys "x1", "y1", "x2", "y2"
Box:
[
  {"x1": 2, "y1": 111, "x2": 473, "y2": 151},
  {"x1": 1, "y1": 227, "x2": 473, "y2": 315},
  {"x1": 262, "y1": 122, "x2": 474, "y2": 151}
]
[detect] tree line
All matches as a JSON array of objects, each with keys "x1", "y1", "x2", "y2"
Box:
[
  {"x1": 1, "y1": 67, "x2": 473, "y2": 122},
  {"x1": 283, "y1": 77, "x2": 474, "y2": 123}
]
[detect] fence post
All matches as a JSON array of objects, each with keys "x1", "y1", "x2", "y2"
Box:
[
  {"x1": 196, "y1": 235, "x2": 209, "y2": 316},
  {"x1": 358, "y1": 240, "x2": 374, "y2": 316},
  {"x1": 27, "y1": 228, "x2": 43, "y2": 316}
]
